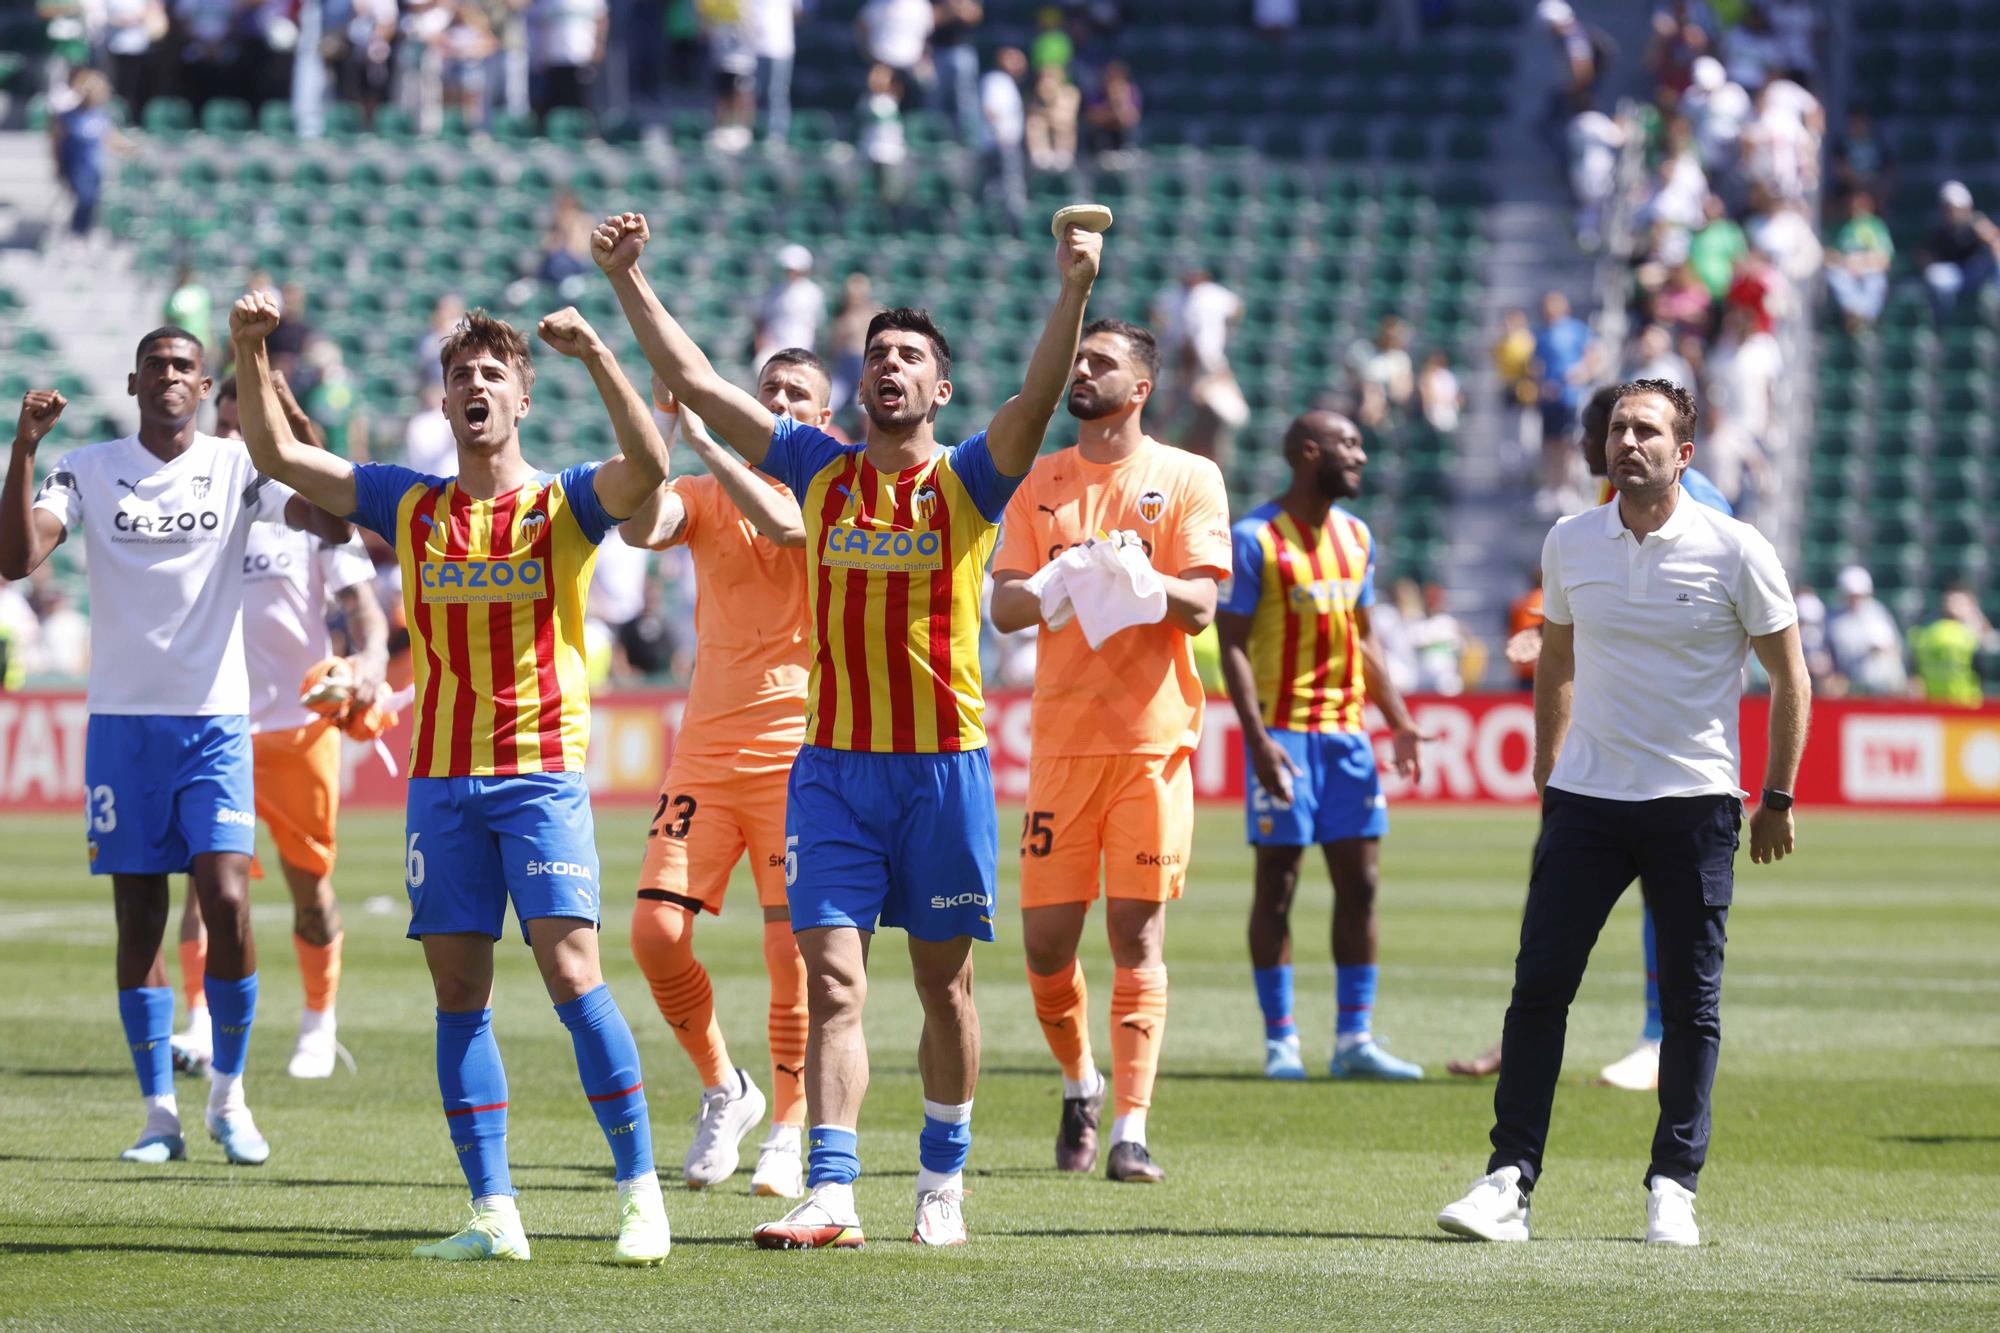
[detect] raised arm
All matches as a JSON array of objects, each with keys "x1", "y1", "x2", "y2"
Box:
[
  {"x1": 0, "y1": 391, "x2": 70, "y2": 580},
  {"x1": 1356, "y1": 605, "x2": 1424, "y2": 783},
  {"x1": 1532, "y1": 619, "x2": 1576, "y2": 796},
  {"x1": 230, "y1": 293, "x2": 358, "y2": 518},
  {"x1": 592, "y1": 212, "x2": 776, "y2": 463},
  {"x1": 675, "y1": 396, "x2": 805, "y2": 547},
  {"x1": 985, "y1": 224, "x2": 1101, "y2": 477},
  {"x1": 266, "y1": 370, "x2": 357, "y2": 543},
  {"x1": 535, "y1": 306, "x2": 668, "y2": 520},
  {"x1": 1216, "y1": 609, "x2": 1302, "y2": 808},
  {"x1": 1748, "y1": 623, "x2": 1811, "y2": 864}
]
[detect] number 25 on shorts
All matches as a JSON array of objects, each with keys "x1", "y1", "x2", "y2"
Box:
[{"x1": 1022, "y1": 810, "x2": 1054, "y2": 859}]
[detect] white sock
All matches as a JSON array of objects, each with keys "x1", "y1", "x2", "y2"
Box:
[
  {"x1": 206, "y1": 1070, "x2": 246, "y2": 1120},
  {"x1": 916, "y1": 1167, "x2": 964, "y2": 1194},
  {"x1": 184, "y1": 1005, "x2": 210, "y2": 1044},
  {"x1": 473, "y1": 1192, "x2": 519, "y2": 1217},
  {"x1": 921, "y1": 1097, "x2": 973, "y2": 1124},
  {"x1": 1110, "y1": 1110, "x2": 1147, "y2": 1147},
  {"x1": 1062, "y1": 1067, "x2": 1104, "y2": 1101},
  {"x1": 764, "y1": 1123, "x2": 802, "y2": 1150},
  {"x1": 1336, "y1": 1031, "x2": 1372, "y2": 1054},
  {"x1": 299, "y1": 1007, "x2": 335, "y2": 1037},
  {"x1": 811, "y1": 1180, "x2": 856, "y2": 1215},
  {"x1": 142, "y1": 1093, "x2": 181, "y2": 1139},
  {"x1": 617, "y1": 1170, "x2": 661, "y2": 1199}
]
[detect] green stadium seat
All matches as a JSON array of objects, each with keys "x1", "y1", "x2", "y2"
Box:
[
  {"x1": 256, "y1": 101, "x2": 295, "y2": 137},
  {"x1": 142, "y1": 97, "x2": 193, "y2": 136}
]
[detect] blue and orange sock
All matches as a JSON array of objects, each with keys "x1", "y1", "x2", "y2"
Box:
[
  {"x1": 807, "y1": 1124, "x2": 860, "y2": 1187},
  {"x1": 1641, "y1": 908, "x2": 1664, "y2": 1043},
  {"x1": 555, "y1": 983, "x2": 654, "y2": 1183},
  {"x1": 918, "y1": 1098, "x2": 973, "y2": 1191},
  {"x1": 437, "y1": 1008, "x2": 512, "y2": 1198},
  {"x1": 1253, "y1": 964, "x2": 1297, "y2": 1041},
  {"x1": 117, "y1": 987, "x2": 174, "y2": 1096},
  {"x1": 203, "y1": 972, "x2": 258, "y2": 1077},
  {"x1": 1335, "y1": 963, "x2": 1377, "y2": 1042}
]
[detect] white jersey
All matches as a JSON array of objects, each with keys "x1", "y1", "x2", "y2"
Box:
[
  {"x1": 242, "y1": 524, "x2": 376, "y2": 732},
  {"x1": 33, "y1": 433, "x2": 299, "y2": 716}
]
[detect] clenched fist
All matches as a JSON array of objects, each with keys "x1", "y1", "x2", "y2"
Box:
[
  {"x1": 230, "y1": 291, "x2": 282, "y2": 343},
  {"x1": 1057, "y1": 224, "x2": 1103, "y2": 290},
  {"x1": 592, "y1": 212, "x2": 650, "y2": 275},
  {"x1": 537, "y1": 307, "x2": 602, "y2": 359},
  {"x1": 13, "y1": 389, "x2": 67, "y2": 451}
]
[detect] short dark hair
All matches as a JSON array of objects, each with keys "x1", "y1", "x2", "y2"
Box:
[
  {"x1": 1580, "y1": 384, "x2": 1621, "y2": 447},
  {"x1": 761, "y1": 347, "x2": 833, "y2": 393},
  {"x1": 136, "y1": 325, "x2": 204, "y2": 368},
  {"x1": 1613, "y1": 377, "x2": 1698, "y2": 443},
  {"x1": 215, "y1": 375, "x2": 238, "y2": 404},
  {"x1": 1281, "y1": 409, "x2": 1354, "y2": 465},
  {"x1": 864, "y1": 307, "x2": 952, "y2": 381},
  {"x1": 439, "y1": 309, "x2": 535, "y2": 392},
  {"x1": 1080, "y1": 318, "x2": 1159, "y2": 381}
]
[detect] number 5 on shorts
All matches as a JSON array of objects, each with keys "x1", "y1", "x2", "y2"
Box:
[
  {"x1": 406, "y1": 832, "x2": 426, "y2": 888},
  {"x1": 784, "y1": 834, "x2": 798, "y2": 887}
]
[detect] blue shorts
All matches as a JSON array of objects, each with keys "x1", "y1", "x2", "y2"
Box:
[
  {"x1": 404, "y1": 773, "x2": 602, "y2": 943},
  {"x1": 1246, "y1": 729, "x2": 1389, "y2": 847},
  {"x1": 786, "y1": 745, "x2": 998, "y2": 943},
  {"x1": 83, "y1": 714, "x2": 256, "y2": 875}
]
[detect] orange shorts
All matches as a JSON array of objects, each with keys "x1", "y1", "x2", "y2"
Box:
[
  {"x1": 251, "y1": 720, "x2": 342, "y2": 878},
  {"x1": 636, "y1": 754, "x2": 792, "y2": 913},
  {"x1": 1018, "y1": 750, "x2": 1194, "y2": 909}
]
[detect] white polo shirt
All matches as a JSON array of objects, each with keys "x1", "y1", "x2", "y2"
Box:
[{"x1": 1541, "y1": 493, "x2": 1796, "y2": 801}]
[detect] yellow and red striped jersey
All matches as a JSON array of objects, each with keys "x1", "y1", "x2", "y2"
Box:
[
  {"x1": 760, "y1": 417, "x2": 1022, "y2": 753},
  {"x1": 349, "y1": 461, "x2": 615, "y2": 776},
  {"x1": 1220, "y1": 501, "x2": 1375, "y2": 735}
]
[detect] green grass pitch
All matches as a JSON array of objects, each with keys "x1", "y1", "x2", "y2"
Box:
[{"x1": 1, "y1": 805, "x2": 1995, "y2": 1329}]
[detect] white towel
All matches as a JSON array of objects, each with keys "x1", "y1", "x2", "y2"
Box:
[
  {"x1": 1022, "y1": 542, "x2": 1095, "y2": 632},
  {"x1": 1064, "y1": 533, "x2": 1167, "y2": 649}
]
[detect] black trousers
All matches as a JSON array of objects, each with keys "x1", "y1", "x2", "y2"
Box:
[{"x1": 1487, "y1": 787, "x2": 1739, "y2": 1194}]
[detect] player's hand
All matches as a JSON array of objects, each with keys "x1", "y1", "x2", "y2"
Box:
[
  {"x1": 1057, "y1": 223, "x2": 1102, "y2": 290},
  {"x1": 1504, "y1": 626, "x2": 1543, "y2": 668},
  {"x1": 537, "y1": 307, "x2": 601, "y2": 359},
  {"x1": 650, "y1": 373, "x2": 679, "y2": 417},
  {"x1": 1250, "y1": 732, "x2": 1303, "y2": 808},
  {"x1": 345, "y1": 661, "x2": 383, "y2": 712},
  {"x1": 1388, "y1": 725, "x2": 1426, "y2": 783},
  {"x1": 591, "y1": 212, "x2": 650, "y2": 274},
  {"x1": 1748, "y1": 804, "x2": 1795, "y2": 864},
  {"x1": 230, "y1": 291, "x2": 281, "y2": 343},
  {"x1": 13, "y1": 389, "x2": 67, "y2": 451}
]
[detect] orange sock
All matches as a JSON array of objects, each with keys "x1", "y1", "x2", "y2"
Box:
[
  {"x1": 1027, "y1": 958, "x2": 1094, "y2": 1082},
  {"x1": 178, "y1": 937, "x2": 207, "y2": 1013},
  {"x1": 293, "y1": 932, "x2": 343, "y2": 1014},
  {"x1": 629, "y1": 900, "x2": 733, "y2": 1089},
  {"x1": 1110, "y1": 965, "x2": 1168, "y2": 1117},
  {"x1": 762, "y1": 919, "x2": 808, "y2": 1126}
]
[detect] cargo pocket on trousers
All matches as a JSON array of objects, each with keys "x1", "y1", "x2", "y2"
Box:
[{"x1": 1699, "y1": 864, "x2": 1734, "y2": 907}]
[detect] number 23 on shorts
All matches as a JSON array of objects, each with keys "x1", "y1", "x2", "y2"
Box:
[{"x1": 647, "y1": 792, "x2": 697, "y2": 841}]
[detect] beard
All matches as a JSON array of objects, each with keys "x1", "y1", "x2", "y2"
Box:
[
  {"x1": 863, "y1": 386, "x2": 932, "y2": 431},
  {"x1": 1066, "y1": 385, "x2": 1122, "y2": 420}
]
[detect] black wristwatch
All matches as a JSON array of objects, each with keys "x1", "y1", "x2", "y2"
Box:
[{"x1": 1760, "y1": 789, "x2": 1795, "y2": 812}]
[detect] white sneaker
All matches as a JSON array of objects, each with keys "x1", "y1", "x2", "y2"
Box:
[
  {"x1": 287, "y1": 1012, "x2": 350, "y2": 1080},
  {"x1": 1598, "y1": 1039, "x2": 1661, "y2": 1091},
  {"x1": 170, "y1": 1009, "x2": 212, "y2": 1077},
  {"x1": 1645, "y1": 1176, "x2": 1699, "y2": 1246},
  {"x1": 750, "y1": 1124, "x2": 805, "y2": 1198},
  {"x1": 912, "y1": 1187, "x2": 967, "y2": 1246},
  {"x1": 613, "y1": 1175, "x2": 672, "y2": 1266},
  {"x1": 752, "y1": 1182, "x2": 865, "y2": 1249},
  {"x1": 684, "y1": 1068, "x2": 767, "y2": 1188},
  {"x1": 1437, "y1": 1166, "x2": 1532, "y2": 1241}
]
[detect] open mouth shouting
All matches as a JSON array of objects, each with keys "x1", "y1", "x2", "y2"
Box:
[{"x1": 464, "y1": 399, "x2": 493, "y2": 430}]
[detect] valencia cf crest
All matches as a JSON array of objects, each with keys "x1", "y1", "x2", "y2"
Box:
[
  {"x1": 517, "y1": 510, "x2": 549, "y2": 541},
  {"x1": 1256, "y1": 816, "x2": 1274, "y2": 837},
  {"x1": 914, "y1": 485, "x2": 940, "y2": 523},
  {"x1": 1137, "y1": 489, "x2": 1167, "y2": 524},
  {"x1": 191, "y1": 476, "x2": 212, "y2": 500}
]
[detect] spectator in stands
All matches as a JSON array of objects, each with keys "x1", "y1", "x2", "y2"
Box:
[
  {"x1": 978, "y1": 46, "x2": 1028, "y2": 232},
  {"x1": 300, "y1": 335, "x2": 364, "y2": 456},
  {"x1": 1418, "y1": 350, "x2": 1462, "y2": 434},
  {"x1": 533, "y1": 189, "x2": 594, "y2": 295},
  {"x1": 28, "y1": 576, "x2": 89, "y2": 679},
  {"x1": 332, "y1": 0, "x2": 400, "y2": 123},
  {"x1": 858, "y1": 62, "x2": 912, "y2": 223},
  {"x1": 1506, "y1": 568, "x2": 1544, "y2": 691},
  {"x1": 50, "y1": 68, "x2": 122, "y2": 244},
  {"x1": 1643, "y1": 2, "x2": 1710, "y2": 99},
  {"x1": 1628, "y1": 322, "x2": 1694, "y2": 389},
  {"x1": 1083, "y1": 59, "x2": 1141, "y2": 160},
  {"x1": 1024, "y1": 63, "x2": 1080, "y2": 175},
  {"x1": 1921, "y1": 180, "x2": 2000, "y2": 325},
  {"x1": 858, "y1": 0, "x2": 933, "y2": 96},
  {"x1": 1683, "y1": 55, "x2": 1750, "y2": 185},
  {"x1": 828, "y1": 271, "x2": 877, "y2": 423},
  {"x1": 0, "y1": 576, "x2": 34, "y2": 689},
  {"x1": 1566, "y1": 106, "x2": 1624, "y2": 252},
  {"x1": 1795, "y1": 582, "x2": 1834, "y2": 686},
  {"x1": 744, "y1": 0, "x2": 798, "y2": 142},
  {"x1": 1530, "y1": 290, "x2": 1597, "y2": 503},
  {"x1": 1252, "y1": 0, "x2": 1298, "y2": 38},
  {"x1": 930, "y1": 1, "x2": 985, "y2": 142},
  {"x1": 101, "y1": 0, "x2": 167, "y2": 118},
  {"x1": 417, "y1": 293, "x2": 465, "y2": 385},
  {"x1": 1653, "y1": 260, "x2": 1713, "y2": 344},
  {"x1": 1702, "y1": 304, "x2": 1781, "y2": 503},
  {"x1": 174, "y1": 0, "x2": 243, "y2": 109},
  {"x1": 1827, "y1": 564, "x2": 1909, "y2": 697},
  {"x1": 1825, "y1": 189, "x2": 1894, "y2": 333},
  {"x1": 163, "y1": 263, "x2": 214, "y2": 352},
  {"x1": 1493, "y1": 306, "x2": 1539, "y2": 463},
  {"x1": 755, "y1": 243, "x2": 826, "y2": 364},
  {"x1": 1365, "y1": 578, "x2": 1419, "y2": 696},
  {"x1": 1911, "y1": 584, "x2": 1996, "y2": 707},
  {"x1": 1744, "y1": 183, "x2": 1822, "y2": 286},
  {"x1": 1407, "y1": 580, "x2": 1478, "y2": 696},
  {"x1": 1726, "y1": 246, "x2": 1783, "y2": 335},
  {"x1": 587, "y1": 530, "x2": 651, "y2": 685},
  {"x1": 528, "y1": 0, "x2": 607, "y2": 120},
  {"x1": 1638, "y1": 117, "x2": 1709, "y2": 248},
  {"x1": 1161, "y1": 264, "x2": 1247, "y2": 471},
  {"x1": 617, "y1": 577, "x2": 682, "y2": 680},
  {"x1": 268, "y1": 282, "x2": 318, "y2": 378},
  {"x1": 704, "y1": 3, "x2": 756, "y2": 151},
  {"x1": 1687, "y1": 190, "x2": 1747, "y2": 299},
  {"x1": 1742, "y1": 75, "x2": 1822, "y2": 206},
  {"x1": 440, "y1": 1, "x2": 502, "y2": 127},
  {"x1": 1537, "y1": 1, "x2": 1615, "y2": 167},
  {"x1": 1720, "y1": 2, "x2": 1783, "y2": 92},
  {"x1": 1765, "y1": 0, "x2": 1817, "y2": 76},
  {"x1": 1830, "y1": 107, "x2": 1892, "y2": 204},
  {"x1": 1350, "y1": 315, "x2": 1416, "y2": 423},
  {"x1": 404, "y1": 382, "x2": 458, "y2": 475},
  {"x1": 1030, "y1": 7, "x2": 1072, "y2": 74}
]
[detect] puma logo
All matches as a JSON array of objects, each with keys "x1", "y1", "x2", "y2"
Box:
[
  {"x1": 1120, "y1": 1018, "x2": 1156, "y2": 1038},
  {"x1": 1038, "y1": 1016, "x2": 1070, "y2": 1031},
  {"x1": 775, "y1": 1063, "x2": 804, "y2": 1079},
  {"x1": 1036, "y1": 504, "x2": 1059, "y2": 516},
  {"x1": 668, "y1": 1019, "x2": 692, "y2": 1033},
  {"x1": 116, "y1": 477, "x2": 140, "y2": 494}
]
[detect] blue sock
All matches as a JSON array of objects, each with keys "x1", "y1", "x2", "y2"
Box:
[
  {"x1": 554, "y1": 983, "x2": 654, "y2": 1183},
  {"x1": 1253, "y1": 964, "x2": 1297, "y2": 1041},
  {"x1": 436, "y1": 1008, "x2": 513, "y2": 1198},
  {"x1": 918, "y1": 1099, "x2": 973, "y2": 1184},
  {"x1": 204, "y1": 972, "x2": 258, "y2": 1077},
  {"x1": 1335, "y1": 964, "x2": 1377, "y2": 1038},
  {"x1": 1641, "y1": 908, "x2": 1664, "y2": 1043},
  {"x1": 117, "y1": 987, "x2": 174, "y2": 1097},
  {"x1": 807, "y1": 1124, "x2": 860, "y2": 1186}
]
